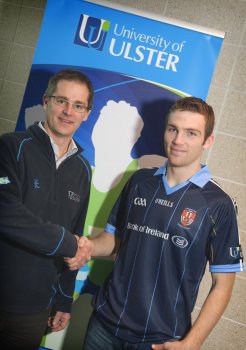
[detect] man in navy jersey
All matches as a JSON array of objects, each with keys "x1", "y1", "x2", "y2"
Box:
[{"x1": 67, "y1": 96, "x2": 244, "y2": 350}]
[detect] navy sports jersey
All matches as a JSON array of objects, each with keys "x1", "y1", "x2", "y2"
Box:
[{"x1": 92, "y1": 163, "x2": 244, "y2": 343}]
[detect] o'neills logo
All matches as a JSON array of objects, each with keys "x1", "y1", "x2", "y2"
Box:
[{"x1": 180, "y1": 208, "x2": 197, "y2": 226}]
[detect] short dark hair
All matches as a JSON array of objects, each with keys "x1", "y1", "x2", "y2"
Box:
[
  {"x1": 44, "y1": 69, "x2": 94, "y2": 110},
  {"x1": 166, "y1": 96, "x2": 215, "y2": 141}
]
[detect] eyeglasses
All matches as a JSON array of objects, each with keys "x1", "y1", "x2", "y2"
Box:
[{"x1": 49, "y1": 95, "x2": 91, "y2": 113}]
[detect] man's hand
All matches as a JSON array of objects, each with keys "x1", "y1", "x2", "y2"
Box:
[
  {"x1": 65, "y1": 236, "x2": 93, "y2": 270},
  {"x1": 48, "y1": 311, "x2": 71, "y2": 332},
  {"x1": 152, "y1": 340, "x2": 195, "y2": 350}
]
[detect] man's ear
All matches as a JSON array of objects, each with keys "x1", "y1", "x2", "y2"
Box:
[
  {"x1": 203, "y1": 134, "x2": 214, "y2": 150},
  {"x1": 43, "y1": 95, "x2": 48, "y2": 110},
  {"x1": 82, "y1": 110, "x2": 91, "y2": 122}
]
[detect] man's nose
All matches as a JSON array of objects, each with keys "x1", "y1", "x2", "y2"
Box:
[
  {"x1": 172, "y1": 131, "x2": 184, "y2": 143},
  {"x1": 63, "y1": 101, "x2": 73, "y2": 114}
]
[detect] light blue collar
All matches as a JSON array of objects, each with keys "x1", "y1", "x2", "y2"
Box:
[{"x1": 154, "y1": 161, "x2": 212, "y2": 195}]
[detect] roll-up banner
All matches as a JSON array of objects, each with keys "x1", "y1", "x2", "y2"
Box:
[{"x1": 15, "y1": 1, "x2": 224, "y2": 348}]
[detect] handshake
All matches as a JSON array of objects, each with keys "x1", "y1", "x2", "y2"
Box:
[{"x1": 65, "y1": 236, "x2": 93, "y2": 271}]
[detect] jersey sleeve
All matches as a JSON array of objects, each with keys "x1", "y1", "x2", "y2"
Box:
[
  {"x1": 105, "y1": 170, "x2": 144, "y2": 238},
  {"x1": 105, "y1": 168, "x2": 157, "y2": 239},
  {"x1": 208, "y1": 197, "x2": 244, "y2": 273},
  {"x1": 105, "y1": 185, "x2": 131, "y2": 239}
]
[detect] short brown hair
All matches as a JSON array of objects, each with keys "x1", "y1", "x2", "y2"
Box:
[
  {"x1": 44, "y1": 69, "x2": 94, "y2": 110},
  {"x1": 167, "y1": 96, "x2": 215, "y2": 141}
]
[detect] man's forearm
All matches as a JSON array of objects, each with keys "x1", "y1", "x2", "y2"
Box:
[
  {"x1": 90, "y1": 231, "x2": 119, "y2": 257},
  {"x1": 65, "y1": 231, "x2": 119, "y2": 270},
  {"x1": 181, "y1": 273, "x2": 235, "y2": 349}
]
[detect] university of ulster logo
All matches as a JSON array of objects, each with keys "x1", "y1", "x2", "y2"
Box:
[
  {"x1": 229, "y1": 246, "x2": 243, "y2": 259},
  {"x1": 180, "y1": 208, "x2": 197, "y2": 227},
  {"x1": 68, "y1": 191, "x2": 81, "y2": 202},
  {"x1": 74, "y1": 14, "x2": 110, "y2": 51}
]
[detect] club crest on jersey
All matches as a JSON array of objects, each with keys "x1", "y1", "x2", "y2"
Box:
[{"x1": 180, "y1": 208, "x2": 197, "y2": 227}]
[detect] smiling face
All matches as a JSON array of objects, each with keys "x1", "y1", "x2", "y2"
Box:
[
  {"x1": 43, "y1": 79, "x2": 91, "y2": 144},
  {"x1": 164, "y1": 110, "x2": 214, "y2": 172}
]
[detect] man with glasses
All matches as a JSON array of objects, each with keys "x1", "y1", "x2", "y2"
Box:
[{"x1": 0, "y1": 69, "x2": 93, "y2": 349}]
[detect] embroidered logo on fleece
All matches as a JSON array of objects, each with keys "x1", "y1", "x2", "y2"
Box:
[
  {"x1": 0, "y1": 177, "x2": 10, "y2": 185},
  {"x1": 68, "y1": 191, "x2": 80, "y2": 202},
  {"x1": 34, "y1": 179, "x2": 40, "y2": 189}
]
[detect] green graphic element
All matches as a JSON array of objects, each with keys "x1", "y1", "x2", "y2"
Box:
[{"x1": 102, "y1": 20, "x2": 110, "y2": 32}]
